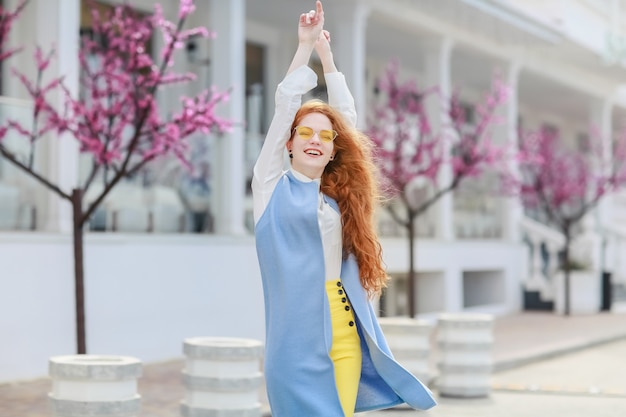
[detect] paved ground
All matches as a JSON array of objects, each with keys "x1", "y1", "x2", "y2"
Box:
[
  {"x1": 362, "y1": 337, "x2": 626, "y2": 417},
  {"x1": 2, "y1": 308, "x2": 626, "y2": 417},
  {"x1": 364, "y1": 390, "x2": 626, "y2": 417},
  {"x1": 491, "y1": 338, "x2": 626, "y2": 396}
]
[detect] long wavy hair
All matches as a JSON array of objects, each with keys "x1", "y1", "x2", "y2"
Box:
[{"x1": 290, "y1": 100, "x2": 389, "y2": 296}]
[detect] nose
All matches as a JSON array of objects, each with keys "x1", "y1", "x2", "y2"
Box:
[{"x1": 308, "y1": 132, "x2": 322, "y2": 144}]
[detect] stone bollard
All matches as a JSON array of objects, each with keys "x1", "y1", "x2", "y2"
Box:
[
  {"x1": 436, "y1": 313, "x2": 494, "y2": 398},
  {"x1": 181, "y1": 337, "x2": 264, "y2": 417},
  {"x1": 48, "y1": 355, "x2": 142, "y2": 417},
  {"x1": 379, "y1": 317, "x2": 433, "y2": 385}
]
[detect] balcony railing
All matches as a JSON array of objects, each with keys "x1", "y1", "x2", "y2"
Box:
[{"x1": 519, "y1": 216, "x2": 565, "y2": 302}]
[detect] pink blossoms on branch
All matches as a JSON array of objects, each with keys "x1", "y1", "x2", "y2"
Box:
[
  {"x1": 514, "y1": 126, "x2": 626, "y2": 315},
  {"x1": 0, "y1": 0, "x2": 233, "y2": 354},
  {"x1": 0, "y1": 0, "x2": 27, "y2": 64},
  {"x1": 7, "y1": 0, "x2": 231, "y2": 209},
  {"x1": 516, "y1": 127, "x2": 626, "y2": 229},
  {"x1": 367, "y1": 59, "x2": 510, "y2": 318},
  {"x1": 368, "y1": 59, "x2": 510, "y2": 218}
]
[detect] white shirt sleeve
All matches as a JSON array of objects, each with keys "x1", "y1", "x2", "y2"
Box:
[
  {"x1": 252, "y1": 66, "x2": 318, "y2": 225},
  {"x1": 251, "y1": 68, "x2": 357, "y2": 226},
  {"x1": 325, "y1": 72, "x2": 357, "y2": 128}
]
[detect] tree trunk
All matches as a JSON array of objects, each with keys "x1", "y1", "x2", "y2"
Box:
[
  {"x1": 71, "y1": 188, "x2": 87, "y2": 353},
  {"x1": 563, "y1": 232, "x2": 571, "y2": 316},
  {"x1": 407, "y1": 209, "x2": 416, "y2": 318}
]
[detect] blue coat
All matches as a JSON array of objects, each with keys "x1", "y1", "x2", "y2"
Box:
[{"x1": 255, "y1": 171, "x2": 436, "y2": 416}]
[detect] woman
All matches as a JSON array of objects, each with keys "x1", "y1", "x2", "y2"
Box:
[{"x1": 252, "y1": 2, "x2": 436, "y2": 416}]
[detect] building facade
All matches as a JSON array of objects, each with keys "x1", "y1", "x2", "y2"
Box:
[{"x1": 1, "y1": 0, "x2": 625, "y2": 382}]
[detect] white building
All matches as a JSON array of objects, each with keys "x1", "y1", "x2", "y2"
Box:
[{"x1": 1, "y1": 0, "x2": 625, "y2": 382}]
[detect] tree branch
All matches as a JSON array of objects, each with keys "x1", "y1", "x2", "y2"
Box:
[
  {"x1": 0, "y1": 144, "x2": 71, "y2": 200},
  {"x1": 385, "y1": 204, "x2": 409, "y2": 229}
]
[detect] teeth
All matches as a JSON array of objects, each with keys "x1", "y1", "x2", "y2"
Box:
[{"x1": 305, "y1": 149, "x2": 321, "y2": 156}]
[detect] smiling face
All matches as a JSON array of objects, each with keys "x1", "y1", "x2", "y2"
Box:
[{"x1": 287, "y1": 112, "x2": 335, "y2": 179}]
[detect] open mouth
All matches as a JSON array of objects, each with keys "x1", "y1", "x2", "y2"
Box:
[{"x1": 304, "y1": 148, "x2": 322, "y2": 156}]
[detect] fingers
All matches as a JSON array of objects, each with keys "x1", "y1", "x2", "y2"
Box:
[
  {"x1": 317, "y1": 1, "x2": 325, "y2": 24},
  {"x1": 316, "y1": 30, "x2": 330, "y2": 44},
  {"x1": 316, "y1": 0, "x2": 324, "y2": 18},
  {"x1": 300, "y1": 1, "x2": 324, "y2": 26},
  {"x1": 300, "y1": 10, "x2": 315, "y2": 25}
]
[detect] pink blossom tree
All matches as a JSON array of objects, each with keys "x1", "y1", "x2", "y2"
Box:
[
  {"x1": 0, "y1": 0, "x2": 27, "y2": 62},
  {"x1": 0, "y1": 0, "x2": 232, "y2": 353},
  {"x1": 516, "y1": 127, "x2": 626, "y2": 315},
  {"x1": 368, "y1": 60, "x2": 510, "y2": 317}
]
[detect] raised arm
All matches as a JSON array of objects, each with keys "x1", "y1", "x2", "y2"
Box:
[
  {"x1": 287, "y1": 1, "x2": 325, "y2": 75},
  {"x1": 252, "y1": 1, "x2": 324, "y2": 224},
  {"x1": 315, "y1": 29, "x2": 357, "y2": 127}
]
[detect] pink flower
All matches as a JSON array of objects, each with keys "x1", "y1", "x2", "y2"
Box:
[
  {"x1": 179, "y1": 0, "x2": 196, "y2": 20},
  {"x1": 368, "y1": 60, "x2": 510, "y2": 206}
]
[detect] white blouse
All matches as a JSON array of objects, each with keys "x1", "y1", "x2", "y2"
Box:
[{"x1": 252, "y1": 65, "x2": 357, "y2": 281}]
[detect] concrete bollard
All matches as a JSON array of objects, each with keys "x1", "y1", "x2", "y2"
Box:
[
  {"x1": 379, "y1": 317, "x2": 433, "y2": 385},
  {"x1": 436, "y1": 313, "x2": 494, "y2": 398},
  {"x1": 48, "y1": 355, "x2": 142, "y2": 417},
  {"x1": 181, "y1": 337, "x2": 264, "y2": 417}
]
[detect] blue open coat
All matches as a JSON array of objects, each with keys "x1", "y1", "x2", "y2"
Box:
[{"x1": 255, "y1": 171, "x2": 436, "y2": 416}]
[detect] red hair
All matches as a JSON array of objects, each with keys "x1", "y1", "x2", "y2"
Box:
[{"x1": 290, "y1": 100, "x2": 389, "y2": 296}]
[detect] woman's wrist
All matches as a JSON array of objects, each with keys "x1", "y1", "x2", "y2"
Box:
[
  {"x1": 287, "y1": 43, "x2": 316, "y2": 75},
  {"x1": 297, "y1": 40, "x2": 317, "y2": 51},
  {"x1": 320, "y1": 54, "x2": 338, "y2": 73}
]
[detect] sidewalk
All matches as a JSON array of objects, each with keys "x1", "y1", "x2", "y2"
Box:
[
  {"x1": 489, "y1": 308, "x2": 626, "y2": 371},
  {"x1": 1, "y1": 309, "x2": 625, "y2": 417}
]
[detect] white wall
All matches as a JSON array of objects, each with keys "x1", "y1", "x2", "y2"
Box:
[
  {"x1": 0, "y1": 231, "x2": 527, "y2": 383},
  {"x1": 0, "y1": 233, "x2": 265, "y2": 383},
  {"x1": 381, "y1": 238, "x2": 526, "y2": 316}
]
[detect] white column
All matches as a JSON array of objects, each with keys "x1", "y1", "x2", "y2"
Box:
[
  {"x1": 586, "y1": 97, "x2": 614, "y2": 274},
  {"x1": 181, "y1": 337, "x2": 264, "y2": 416},
  {"x1": 437, "y1": 313, "x2": 494, "y2": 398},
  {"x1": 590, "y1": 97, "x2": 614, "y2": 231},
  {"x1": 501, "y1": 62, "x2": 523, "y2": 242},
  {"x1": 38, "y1": 0, "x2": 80, "y2": 233},
  {"x1": 327, "y1": 1, "x2": 370, "y2": 129},
  {"x1": 0, "y1": 0, "x2": 29, "y2": 194},
  {"x1": 378, "y1": 317, "x2": 434, "y2": 385},
  {"x1": 157, "y1": 0, "x2": 185, "y2": 120},
  {"x1": 444, "y1": 267, "x2": 464, "y2": 312},
  {"x1": 2, "y1": 0, "x2": 21, "y2": 97},
  {"x1": 424, "y1": 38, "x2": 455, "y2": 241},
  {"x1": 49, "y1": 355, "x2": 142, "y2": 417},
  {"x1": 210, "y1": 0, "x2": 246, "y2": 235}
]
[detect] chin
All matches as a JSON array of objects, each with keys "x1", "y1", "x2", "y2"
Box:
[{"x1": 294, "y1": 161, "x2": 327, "y2": 175}]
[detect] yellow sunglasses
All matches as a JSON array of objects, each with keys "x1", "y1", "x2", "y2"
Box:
[{"x1": 294, "y1": 125, "x2": 338, "y2": 143}]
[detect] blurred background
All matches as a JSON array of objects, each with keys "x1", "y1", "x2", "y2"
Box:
[{"x1": 0, "y1": 0, "x2": 625, "y2": 391}]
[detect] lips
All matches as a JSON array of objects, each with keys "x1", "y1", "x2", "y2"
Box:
[{"x1": 304, "y1": 148, "x2": 322, "y2": 156}]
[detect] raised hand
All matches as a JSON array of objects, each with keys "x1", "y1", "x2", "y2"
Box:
[
  {"x1": 315, "y1": 29, "x2": 337, "y2": 74},
  {"x1": 298, "y1": 1, "x2": 324, "y2": 46},
  {"x1": 315, "y1": 30, "x2": 331, "y2": 58}
]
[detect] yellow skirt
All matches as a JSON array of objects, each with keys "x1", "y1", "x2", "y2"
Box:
[{"x1": 326, "y1": 279, "x2": 362, "y2": 417}]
